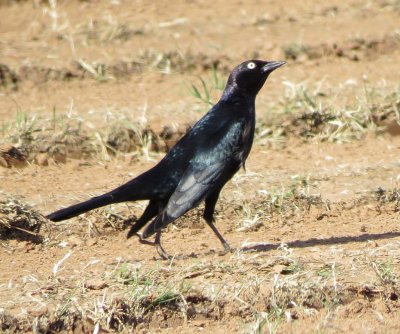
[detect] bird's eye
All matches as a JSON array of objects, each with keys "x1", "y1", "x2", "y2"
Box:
[{"x1": 247, "y1": 62, "x2": 256, "y2": 69}]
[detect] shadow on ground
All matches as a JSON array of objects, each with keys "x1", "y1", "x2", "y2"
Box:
[{"x1": 240, "y1": 231, "x2": 400, "y2": 253}]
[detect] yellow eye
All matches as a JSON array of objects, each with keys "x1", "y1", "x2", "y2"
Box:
[{"x1": 247, "y1": 62, "x2": 256, "y2": 69}]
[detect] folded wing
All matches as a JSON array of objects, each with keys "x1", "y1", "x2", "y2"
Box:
[{"x1": 142, "y1": 120, "x2": 246, "y2": 238}]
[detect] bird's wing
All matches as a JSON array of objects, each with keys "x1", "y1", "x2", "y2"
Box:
[
  {"x1": 142, "y1": 120, "x2": 246, "y2": 238},
  {"x1": 142, "y1": 161, "x2": 225, "y2": 238}
]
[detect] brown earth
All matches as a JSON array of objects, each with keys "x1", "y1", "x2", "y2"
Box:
[{"x1": 1, "y1": 0, "x2": 400, "y2": 333}]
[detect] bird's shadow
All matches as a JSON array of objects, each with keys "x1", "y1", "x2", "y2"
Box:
[
  {"x1": 147, "y1": 231, "x2": 400, "y2": 260},
  {"x1": 239, "y1": 231, "x2": 400, "y2": 254}
]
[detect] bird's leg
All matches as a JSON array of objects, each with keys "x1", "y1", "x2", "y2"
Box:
[
  {"x1": 127, "y1": 200, "x2": 159, "y2": 238},
  {"x1": 136, "y1": 233, "x2": 155, "y2": 246},
  {"x1": 204, "y1": 191, "x2": 233, "y2": 253},
  {"x1": 155, "y1": 230, "x2": 172, "y2": 260},
  {"x1": 205, "y1": 219, "x2": 232, "y2": 253}
]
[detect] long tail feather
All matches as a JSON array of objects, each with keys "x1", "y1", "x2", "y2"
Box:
[{"x1": 47, "y1": 192, "x2": 119, "y2": 221}]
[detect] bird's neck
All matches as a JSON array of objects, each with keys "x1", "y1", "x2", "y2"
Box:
[{"x1": 220, "y1": 85, "x2": 256, "y2": 104}]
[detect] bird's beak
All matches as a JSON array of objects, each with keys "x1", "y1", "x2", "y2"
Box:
[{"x1": 262, "y1": 61, "x2": 286, "y2": 73}]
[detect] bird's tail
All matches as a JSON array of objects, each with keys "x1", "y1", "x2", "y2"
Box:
[
  {"x1": 46, "y1": 175, "x2": 152, "y2": 222},
  {"x1": 46, "y1": 166, "x2": 160, "y2": 222},
  {"x1": 46, "y1": 191, "x2": 121, "y2": 222}
]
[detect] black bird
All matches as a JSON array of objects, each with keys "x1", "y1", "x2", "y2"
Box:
[{"x1": 47, "y1": 59, "x2": 285, "y2": 258}]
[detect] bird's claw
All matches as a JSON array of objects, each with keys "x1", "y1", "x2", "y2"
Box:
[
  {"x1": 219, "y1": 243, "x2": 234, "y2": 256},
  {"x1": 136, "y1": 233, "x2": 155, "y2": 246}
]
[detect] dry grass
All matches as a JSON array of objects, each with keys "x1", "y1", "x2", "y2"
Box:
[
  {"x1": 0, "y1": 108, "x2": 183, "y2": 164},
  {"x1": 231, "y1": 175, "x2": 326, "y2": 233},
  {"x1": 1, "y1": 178, "x2": 400, "y2": 332},
  {"x1": 258, "y1": 80, "x2": 400, "y2": 145},
  {"x1": 0, "y1": 197, "x2": 48, "y2": 242},
  {"x1": 1, "y1": 81, "x2": 399, "y2": 166},
  {"x1": 2, "y1": 233, "x2": 400, "y2": 332}
]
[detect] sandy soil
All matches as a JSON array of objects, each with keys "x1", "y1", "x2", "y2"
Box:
[{"x1": 1, "y1": 0, "x2": 400, "y2": 333}]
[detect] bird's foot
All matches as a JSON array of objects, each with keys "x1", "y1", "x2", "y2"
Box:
[
  {"x1": 155, "y1": 242, "x2": 173, "y2": 260},
  {"x1": 136, "y1": 233, "x2": 188, "y2": 259},
  {"x1": 154, "y1": 243, "x2": 197, "y2": 260},
  {"x1": 136, "y1": 233, "x2": 155, "y2": 246},
  {"x1": 218, "y1": 243, "x2": 234, "y2": 256}
]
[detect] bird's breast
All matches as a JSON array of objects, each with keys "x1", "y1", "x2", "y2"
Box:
[{"x1": 242, "y1": 120, "x2": 253, "y2": 144}]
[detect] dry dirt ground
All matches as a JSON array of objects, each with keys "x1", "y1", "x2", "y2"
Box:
[{"x1": 1, "y1": 0, "x2": 400, "y2": 333}]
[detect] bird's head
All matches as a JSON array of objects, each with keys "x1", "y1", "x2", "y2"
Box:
[{"x1": 225, "y1": 60, "x2": 285, "y2": 97}]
